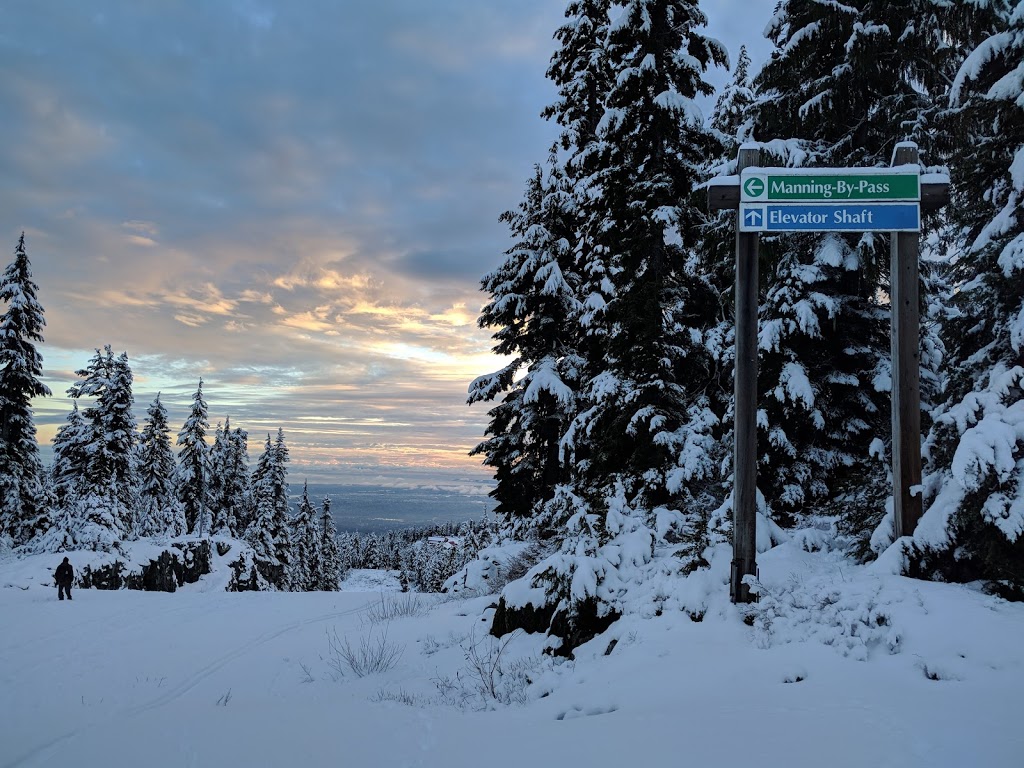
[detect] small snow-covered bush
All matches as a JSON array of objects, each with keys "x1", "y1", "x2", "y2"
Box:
[
  {"x1": 747, "y1": 577, "x2": 902, "y2": 661},
  {"x1": 443, "y1": 541, "x2": 548, "y2": 597}
]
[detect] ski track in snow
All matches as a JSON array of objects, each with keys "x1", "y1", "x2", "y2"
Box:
[
  {"x1": 127, "y1": 605, "x2": 369, "y2": 716},
  {"x1": 2, "y1": 603, "x2": 372, "y2": 768}
]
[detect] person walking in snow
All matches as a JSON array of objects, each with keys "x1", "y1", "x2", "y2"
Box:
[{"x1": 54, "y1": 557, "x2": 74, "y2": 601}]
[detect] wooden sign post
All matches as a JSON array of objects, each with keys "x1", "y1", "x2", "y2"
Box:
[
  {"x1": 731, "y1": 146, "x2": 761, "y2": 604},
  {"x1": 889, "y1": 143, "x2": 924, "y2": 539},
  {"x1": 708, "y1": 142, "x2": 949, "y2": 603}
]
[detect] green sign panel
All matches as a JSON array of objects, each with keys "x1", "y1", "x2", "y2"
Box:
[{"x1": 741, "y1": 170, "x2": 920, "y2": 202}]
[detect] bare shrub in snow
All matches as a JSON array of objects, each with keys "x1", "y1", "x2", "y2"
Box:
[
  {"x1": 432, "y1": 630, "x2": 545, "y2": 709},
  {"x1": 420, "y1": 631, "x2": 468, "y2": 656},
  {"x1": 366, "y1": 593, "x2": 430, "y2": 624},
  {"x1": 324, "y1": 625, "x2": 404, "y2": 678},
  {"x1": 371, "y1": 687, "x2": 431, "y2": 706}
]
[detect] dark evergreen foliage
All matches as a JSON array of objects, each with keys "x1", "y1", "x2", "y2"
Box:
[
  {"x1": 49, "y1": 402, "x2": 88, "y2": 512},
  {"x1": 137, "y1": 394, "x2": 185, "y2": 537},
  {"x1": 65, "y1": 346, "x2": 139, "y2": 544},
  {"x1": 208, "y1": 416, "x2": 250, "y2": 536},
  {"x1": 0, "y1": 234, "x2": 51, "y2": 546},
  {"x1": 470, "y1": 155, "x2": 583, "y2": 525},
  {"x1": 473, "y1": 0, "x2": 729, "y2": 653},
  {"x1": 918, "y1": 1, "x2": 1024, "y2": 593},
  {"x1": 245, "y1": 431, "x2": 292, "y2": 588},
  {"x1": 568, "y1": 0, "x2": 726, "y2": 511},
  {"x1": 177, "y1": 379, "x2": 211, "y2": 535},
  {"x1": 289, "y1": 481, "x2": 319, "y2": 591},
  {"x1": 317, "y1": 496, "x2": 342, "y2": 591}
]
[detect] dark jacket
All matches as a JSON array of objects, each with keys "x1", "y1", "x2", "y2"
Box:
[{"x1": 55, "y1": 561, "x2": 73, "y2": 585}]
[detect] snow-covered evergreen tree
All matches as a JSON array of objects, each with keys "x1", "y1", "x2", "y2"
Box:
[
  {"x1": 710, "y1": 44, "x2": 754, "y2": 145},
  {"x1": 915, "y1": 1, "x2": 1024, "y2": 595},
  {"x1": 288, "y1": 481, "x2": 319, "y2": 591},
  {"x1": 271, "y1": 428, "x2": 290, "y2": 514},
  {"x1": 137, "y1": 393, "x2": 185, "y2": 537},
  {"x1": 63, "y1": 346, "x2": 139, "y2": 546},
  {"x1": 470, "y1": 154, "x2": 583, "y2": 528},
  {"x1": 543, "y1": 0, "x2": 612, "y2": 180},
  {"x1": 227, "y1": 421, "x2": 252, "y2": 534},
  {"x1": 245, "y1": 489, "x2": 285, "y2": 588},
  {"x1": 208, "y1": 420, "x2": 228, "y2": 533},
  {"x1": 317, "y1": 495, "x2": 342, "y2": 590},
  {"x1": 484, "y1": 0, "x2": 728, "y2": 653},
  {"x1": 0, "y1": 233, "x2": 51, "y2": 546},
  {"x1": 208, "y1": 417, "x2": 250, "y2": 536},
  {"x1": 566, "y1": 0, "x2": 726, "y2": 518},
  {"x1": 246, "y1": 431, "x2": 291, "y2": 588},
  {"x1": 48, "y1": 402, "x2": 88, "y2": 511},
  {"x1": 177, "y1": 379, "x2": 210, "y2": 535},
  {"x1": 29, "y1": 403, "x2": 90, "y2": 552}
]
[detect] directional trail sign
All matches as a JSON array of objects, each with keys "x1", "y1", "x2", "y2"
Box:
[
  {"x1": 739, "y1": 202, "x2": 920, "y2": 233},
  {"x1": 740, "y1": 168, "x2": 920, "y2": 203}
]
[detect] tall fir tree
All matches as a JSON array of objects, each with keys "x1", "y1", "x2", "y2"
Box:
[
  {"x1": 137, "y1": 394, "x2": 185, "y2": 537},
  {"x1": 271, "y1": 427, "x2": 290, "y2": 518},
  {"x1": 470, "y1": 154, "x2": 583, "y2": 531},
  {"x1": 288, "y1": 481, "x2": 320, "y2": 591},
  {"x1": 317, "y1": 496, "x2": 342, "y2": 591},
  {"x1": 0, "y1": 233, "x2": 52, "y2": 546},
  {"x1": 542, "y1": 0, "x2": 614, "y2": 352},
  {"x1": 177, "y1": 379, "x2": 211, "y2": 535},
  {"x1": 543, "y1": 0, "x2": 613, "y2": 180},
  {"x1": 227, "y1": 422, "x2": 252, "y2": 534},
  {"x1": 207, "y1": 416, "x2": 251, "y2": 536},
  {"x1": 487, "y1": 0, "x2": 728, "y2": 653},
  {"x1": 29, "y1": 402, "x2": 90, "y2": 552},
  {"x1": 246, "y1": 431, "x2": 292, "y2": 588},
  {"x1": 208, "y1": 420, "x2": 229, "y2": 533},
  {"x1": 710, "y1": 45, "x2": 754, "y2": 143},
  {"x1": 566, "y1": 0, "x2": 726, "y2": 515},
  {"x1": 48, "y1": 402, "x2": 88, "y2": 511},
  {"x1": 245, "y1": 487, "x2": 285, "y2": 588},
  {"x1": 916, "y1": 1, "x2": 1024, "y2": 595},
  {"x1": 64, "y1": 346, "x2": 138, "y2": 547}
]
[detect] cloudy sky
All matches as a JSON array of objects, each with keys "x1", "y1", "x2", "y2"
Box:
[{"x1": 1, "y1": 1, "x2": 773, "y2": 492}]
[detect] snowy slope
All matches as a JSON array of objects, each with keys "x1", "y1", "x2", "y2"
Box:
[{"x1": 2, "y1": 543, "x2": 1022, "y2": 768}]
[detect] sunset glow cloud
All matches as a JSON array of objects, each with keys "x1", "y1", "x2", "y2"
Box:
[{"x1": 2, "y1": 1, "x2": 768, "y2": 489}]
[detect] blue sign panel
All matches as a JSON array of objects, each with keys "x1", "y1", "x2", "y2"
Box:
[{"x1": 739, "y1": 202, "x2": 920, "y2": 233}]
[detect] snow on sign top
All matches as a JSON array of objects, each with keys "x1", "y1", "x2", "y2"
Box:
[{"x1": 741, "y1": 165, "x2": 921, "y2": 203}]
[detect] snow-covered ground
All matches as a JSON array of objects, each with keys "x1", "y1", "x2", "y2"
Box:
[{"x1": 2, "y1": 543, "x2": 1022, "y2": 768}]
